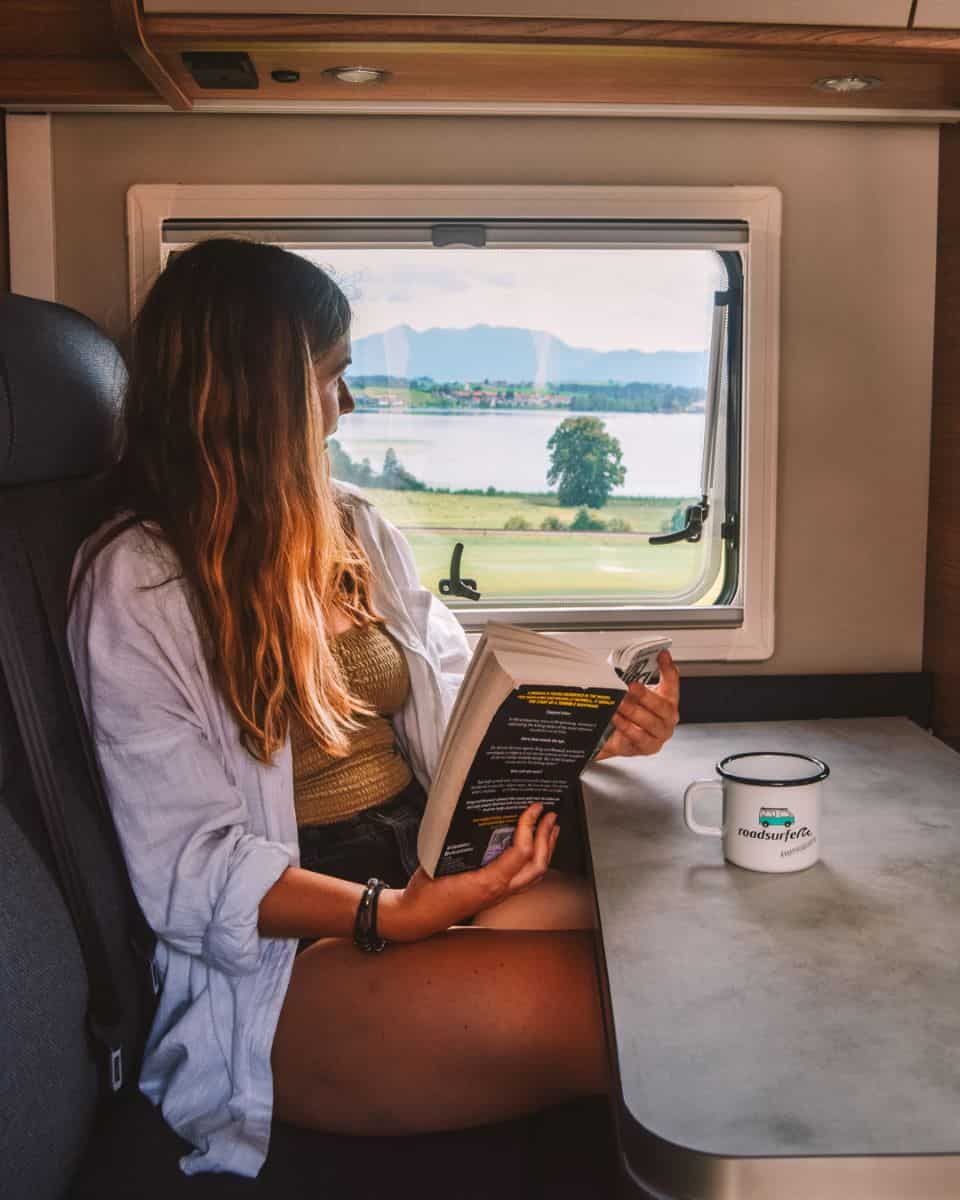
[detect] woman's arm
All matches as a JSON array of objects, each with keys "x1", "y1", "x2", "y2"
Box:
[
  {"x1": 257, "y1": 867, "x2": 364, "y2": 939},
  {"x1": 259, "y1": 801, "x2": 559, "y2": 943}
]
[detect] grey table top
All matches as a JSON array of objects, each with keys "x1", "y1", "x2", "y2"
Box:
[{"x1": 580, "y1": 718, "x2": 960, "y2": 1199}]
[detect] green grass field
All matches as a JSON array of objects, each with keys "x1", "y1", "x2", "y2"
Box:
[
  {"x1": 405, "y1": 529, "x2": 707, "y2": 599},
  {"x1": 348, "y1": 488, "x2": 711, "y2": 601},
  {"x1": 361, "y1": 487, "x2": 691, "y2": 534}
]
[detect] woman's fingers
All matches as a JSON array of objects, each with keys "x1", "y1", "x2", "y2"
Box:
[
  {"x1": 482, "y1": 803, "x2": 557, "y2": 895},
  {"x1": 626, "y1": 684, "x2": 677, "y2": 726},
  {"x1": 490, "y1": 801, "x2": 542, "y2": 871},
  {"x1": 500, "y1": 812, "x2": 558, "y2": 893},
  {"x1": 656, "y1": 650, "x2": 681, "y2": 705},
  {"x1": 608, "y1": 720, "x2": 664, "y2": 758},
  {"x1": 383, "y1": 804, "x2": 560, "y2": 940},
  {"x1": 612, "y1": 702, "x2": 673, "y2": 746},
  {"x1": 622, "y1": 679, "x2": 679, "y2": 726},
  {"x1": 611, "y1": 702, "x2": 672, "y2": 749},
  {"x1": 608, "y1": 652, "x2": 682, "y2": 753}
]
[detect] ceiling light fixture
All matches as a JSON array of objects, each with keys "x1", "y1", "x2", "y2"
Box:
[
  {"x1": 323, "y1": 66, "x2": 391, "y2": 86},
  {"x1": 814, "y1": 75, "x2": 881, "y2": 94}
]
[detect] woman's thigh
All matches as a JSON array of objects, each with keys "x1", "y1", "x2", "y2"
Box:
[
  {"x1": 272, "y1": 928, "x2": 607, "y2": 1136},
  {"x1": 469, "y1": 869, "x2": 596, "y2": 931}
]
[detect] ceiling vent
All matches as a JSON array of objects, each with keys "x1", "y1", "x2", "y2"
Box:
[{"x1": 182, "y1": 51, "x2": 259, "y2": 90}]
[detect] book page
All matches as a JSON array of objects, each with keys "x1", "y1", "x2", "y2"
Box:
[
  {"x1": 417, "y1": 653, "x2": 514, "y2": 875},
  {"x1": 610, "y1": 636, "x2": 673, "y2": 686}
]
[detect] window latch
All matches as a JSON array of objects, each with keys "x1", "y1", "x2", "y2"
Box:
[
  {"x1": 439, "y1": 542, "x2": 481, "y2": 601},
  {"x1": 649, "y1": 497, "x2": 710, "y2": 546}
]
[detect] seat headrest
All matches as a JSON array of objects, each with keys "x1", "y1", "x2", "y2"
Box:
[{"x1": 0, "y1": 293, "x2": 126, "y2": 487}]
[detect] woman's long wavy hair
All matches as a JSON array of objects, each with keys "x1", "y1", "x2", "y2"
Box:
[{"x1": 81, "y1": 238, "x2": 382, "y2": 764}]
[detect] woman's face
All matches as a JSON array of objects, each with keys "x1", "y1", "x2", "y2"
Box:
[{"x1": 313, "y1": 334, "x2": 354, "y2": 440}]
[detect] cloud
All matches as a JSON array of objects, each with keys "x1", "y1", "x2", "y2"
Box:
[
  {"x1": 368, "y1": 266, "x2": 471, "y2": 293},
  {"x1": 305, "y1": 246, "x2": 725, "y2": 353}
]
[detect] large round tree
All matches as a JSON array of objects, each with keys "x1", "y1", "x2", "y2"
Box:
[{"x1": 546, "y1": 416, "x2": 626, "y2": 509}]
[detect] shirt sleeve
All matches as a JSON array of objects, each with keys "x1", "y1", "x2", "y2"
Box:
[
  {"x1": 424, "y1": 592, "x2": 470, "y2": 698},
  {"x1": 355, "y1": 491, "x2": 471, "y2": 688},
  {"x1": 67, "y1": 539, "x2": 294, "y2": 977}
]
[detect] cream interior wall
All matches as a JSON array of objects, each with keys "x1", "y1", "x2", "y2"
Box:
[{"x1": 50, "y1": 114, "x2": 938, "y2": 676}]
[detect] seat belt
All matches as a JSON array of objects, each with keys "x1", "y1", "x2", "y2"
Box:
[{"x1": 0, "y1": 511, "x2": 154, "y2": 1096}]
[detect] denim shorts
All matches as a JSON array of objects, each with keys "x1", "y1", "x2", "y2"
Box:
[{"x1": 297, "y1": 777, "x2": 426, "y2": 891}]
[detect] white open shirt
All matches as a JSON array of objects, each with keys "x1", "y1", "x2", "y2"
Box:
[{"x1": 67, "y1": 485, "x2": 470, "y2": 1177}]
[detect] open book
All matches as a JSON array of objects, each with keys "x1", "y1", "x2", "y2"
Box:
[{"x1": 417, "y1": 624, "x2": 672, "y2": 878}]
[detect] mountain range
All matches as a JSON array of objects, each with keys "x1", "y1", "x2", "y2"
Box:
[{"x1": 349, "y1": 324, "x2": 708, "y2": 388}]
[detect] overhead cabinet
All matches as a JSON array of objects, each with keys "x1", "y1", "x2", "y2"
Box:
[
  {"x1": 914, "y1": 1, "x2": 960, "y2": 28},
  {"x1": 141, "y1": 0, "x2": 916, "y2": 26}
]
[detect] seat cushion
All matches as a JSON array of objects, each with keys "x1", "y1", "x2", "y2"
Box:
[
  {"x1": 0, "y1": 673, "x2": 101, "y2": 1200},
  {"x1": 69, "y1": 1089, "x2": 616, "y2": 1200}
]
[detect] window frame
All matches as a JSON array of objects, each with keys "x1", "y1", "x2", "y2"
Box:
[{"x1": 128, "y1": 183, "x2": 781, "y2": 662}]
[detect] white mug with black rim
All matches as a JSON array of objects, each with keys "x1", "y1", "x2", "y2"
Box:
[{"x1": 683, "y1": 752, "x2": 829, "y2": 873}]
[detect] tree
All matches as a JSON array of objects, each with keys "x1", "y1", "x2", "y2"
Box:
[
  {"x1": 326, "y1": 438, "x2": 376, "y2": 487},
  {"x1": 570, "y1": 507, "x2": 606, "y2": 531},
  {"x1": 546, "y1": 416, "x2": 625, "y2": 509},
  {"x1": 380, "y1": 447, "x2": 427, "y2": 491}
]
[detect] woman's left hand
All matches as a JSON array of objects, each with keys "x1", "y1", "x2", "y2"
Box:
[{"x1": 594, "y1": 650, "x2": 680, "y2": 761}]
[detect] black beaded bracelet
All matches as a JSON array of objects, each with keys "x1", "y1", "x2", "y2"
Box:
[{"x1": 353, "y1": 877, "x2": 389, "y2": 953}]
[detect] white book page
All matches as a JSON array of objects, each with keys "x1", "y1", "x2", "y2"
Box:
[
  {"x1": 609, "y1": 636, "x2": 673, "y2": 685},
  {"x1": 418, "y1": 654, "x2": 514, "y2": 874},
  {"x1": 484, "y1": 623, "x2": 609, "y2": 666},
  {"x1": 431, "y1": 632, "x2": 489, "y2": 788}
]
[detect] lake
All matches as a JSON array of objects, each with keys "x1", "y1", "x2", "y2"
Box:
[{"x1": 333, "y1": 408, "x2": 704, "y2": 497}]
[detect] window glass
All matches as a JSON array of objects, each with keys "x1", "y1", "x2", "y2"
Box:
[{"x1": 302, "y1": 244, "x2": 737, "y2": 622}]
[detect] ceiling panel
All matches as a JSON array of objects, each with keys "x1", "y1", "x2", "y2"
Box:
[
  {"x1": 915, "y1": 1, "x2": 960, "y2": 29},
  {"x1": 159, "y1": 40, "x2": 960, "y2": 110},
  {"x1": 143, "y1": 0, "x2": 914, "y2": 26}
]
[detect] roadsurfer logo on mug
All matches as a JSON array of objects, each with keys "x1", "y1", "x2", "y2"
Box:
[{"x1": 683, "y1": 753, "x2": 828, "y2": 873}]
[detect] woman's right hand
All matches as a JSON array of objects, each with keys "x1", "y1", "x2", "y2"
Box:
[{"x1": 377, "y1": 802, "x2": 559, "y2": 943}]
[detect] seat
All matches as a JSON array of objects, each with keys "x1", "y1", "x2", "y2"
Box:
[{"x1": 0, "y1": 293, "x2": 616, "y2": 1200}]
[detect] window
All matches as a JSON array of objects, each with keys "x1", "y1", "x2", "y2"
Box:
[{"x1": 129, "y1": 185, "x2": 780, "y2": 659}]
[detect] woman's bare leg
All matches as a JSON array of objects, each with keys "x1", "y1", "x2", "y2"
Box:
[
  {"x1": 470, "y1": 869, "x2": 596, "y2": 931},
  {"x1": 272, "y1": 928, "x2": 607, "y2": 1135}
]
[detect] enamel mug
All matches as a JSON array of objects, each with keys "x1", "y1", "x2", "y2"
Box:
[{"x1": 683, "y1": 752, "x2": 829, "y2": 873}]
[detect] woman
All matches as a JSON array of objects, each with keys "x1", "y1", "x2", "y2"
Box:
[{"x1": 67, "y1": 239, "x2": 680, "y2": 1178}]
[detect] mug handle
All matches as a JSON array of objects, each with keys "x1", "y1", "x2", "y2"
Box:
[{"x1": 683, "y1": 780, "x2": 723, "y2": 837}]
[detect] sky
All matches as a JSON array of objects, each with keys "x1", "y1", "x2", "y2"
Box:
[{"x1": 302, "y1": 247, "x2": 727, "y2": 354}]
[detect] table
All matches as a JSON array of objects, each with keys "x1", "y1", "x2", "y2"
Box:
[{"x1": 579, "y1": 718, "x2": 960, "y2": 1200}]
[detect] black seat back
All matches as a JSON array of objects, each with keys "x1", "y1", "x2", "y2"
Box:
[{"x1": 0, "y1": 294, "x2": 150, "y2": 1200}]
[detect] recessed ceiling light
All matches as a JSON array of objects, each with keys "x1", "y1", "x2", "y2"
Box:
[
  {"x1": 814, "y1": 74, "x2": 881, "y2": 94},
  {"x1": 323, "y1": 66, "x2": 391, "y2": 86}
]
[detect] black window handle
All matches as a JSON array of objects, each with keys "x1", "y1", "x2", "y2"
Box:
[
  {"x1": 649, "y1": 498, "x2": 709, "y2": 546},
  {"x1": 439, "y1": 542, "x2": 481, "y2": 601}
]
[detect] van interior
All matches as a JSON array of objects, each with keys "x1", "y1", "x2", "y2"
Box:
[{"x1": 1, "y1": 3, "x2": 958, "y2": 1198}]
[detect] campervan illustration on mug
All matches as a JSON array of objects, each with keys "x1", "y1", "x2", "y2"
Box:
[{"x1": 759, "y1": 807, "x2": 795, "y2": 828}]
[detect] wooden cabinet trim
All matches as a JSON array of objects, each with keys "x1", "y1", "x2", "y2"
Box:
[
  {"x1": 0, "y1": 111, "x2": 9, "y2": 294},
  {"x1": 111, "y1": 0, "x2": 193, "y2": 109},
  {"x1": 146, "y1": 13, "x2": 960, "y2": 59}
]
